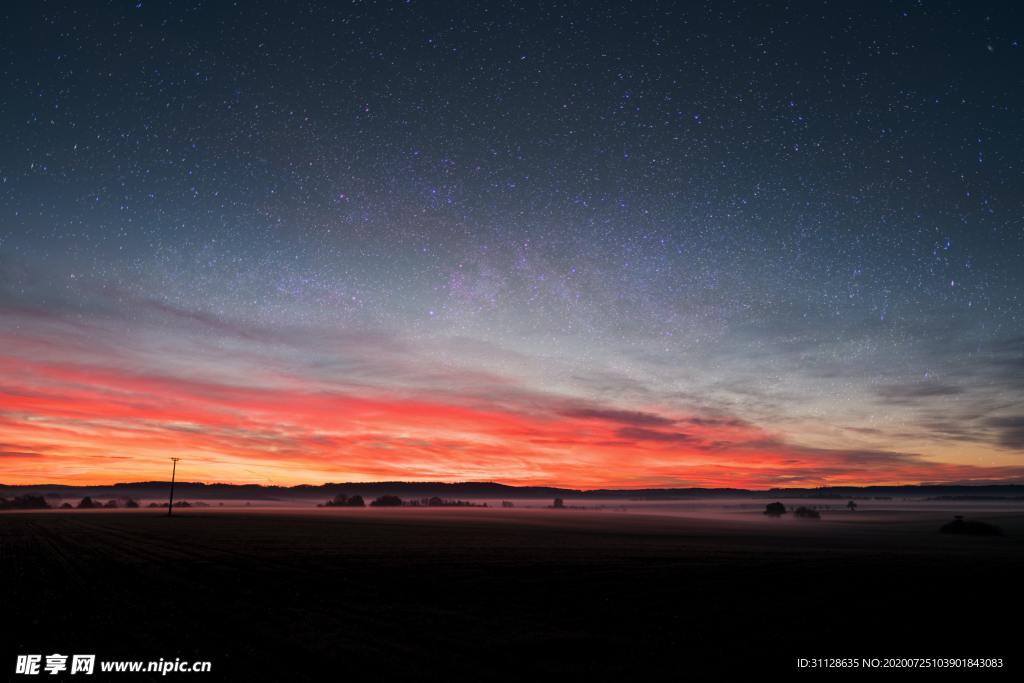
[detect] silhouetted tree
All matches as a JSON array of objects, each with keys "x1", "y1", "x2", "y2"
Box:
[
  {"x1": 552, "y1": 498, "x2": 565, "y2": 508},
  {"x1": 77, "y1": 496, "x2": 97, "y2": 509},
  {"x1": 370, "y1": 495, "x2": 403, "y2": 507},
  {"x1": 763, "y1": 502, "x2": 787, "y2": 516},
  {"x1": 847, "y1": 500, "x2": 857, "y2": 511},
  {"x1": 124, "y1": 498, "x2": 139, "y2": 508},
  {"x1": 0, "y1": 495, "x2": 50, "y2": 510},
  {"x1": 60, "y1": 502, "x2": 73, "y2": 509},
  {"x1": 321, "y1": 493, "x2": 366, "y2": 507},
  {"x1": 104, "y1": 499, "x2": 118, "y2": 508},
  {"x1": 794, "y1": 506, "x2": 821, "y2": 519}
]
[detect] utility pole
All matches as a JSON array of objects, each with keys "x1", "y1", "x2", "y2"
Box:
[{"x1": 167, "y1": 457, "x2": 180, "y2": 517}]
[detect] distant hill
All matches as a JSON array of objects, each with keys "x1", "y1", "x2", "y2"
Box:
[{"x1": 2, "y1": 480, "x2": 1024, "y2": 502}]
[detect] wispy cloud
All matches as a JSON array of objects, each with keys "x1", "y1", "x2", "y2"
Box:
[
  {"x1": 986, "y1": 416, "x2": 1024, "y2": 450},
  {"x1": 2, "y1": 275, "x2": 1023, "y2": 486},
  {"x1": 560, "y1": 407, "x2": 677, "y2": 427}
]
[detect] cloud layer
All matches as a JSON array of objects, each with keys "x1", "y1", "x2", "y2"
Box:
[{"x1": 2, "y1": 289, "x2": 1022, "y2": 488}]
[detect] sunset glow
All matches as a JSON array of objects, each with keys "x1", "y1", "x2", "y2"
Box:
[{"x1": 2, "y1": 298, "x2": 1021, "y2": 488}]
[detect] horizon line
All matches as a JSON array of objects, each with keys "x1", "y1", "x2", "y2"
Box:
[{"x1": 5, "y1": 479, "x2": 1024, "y2": 492}]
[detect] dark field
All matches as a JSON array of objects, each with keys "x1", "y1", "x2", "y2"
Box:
[{"x1": 4, "y1": 508, "x2": 1022, "y2": 680}]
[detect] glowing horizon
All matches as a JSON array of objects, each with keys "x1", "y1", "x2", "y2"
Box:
[{"x1": 2, "y1": 291, "x2": 1022, "y2": 489}]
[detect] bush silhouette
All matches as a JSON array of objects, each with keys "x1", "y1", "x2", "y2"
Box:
[
  {"x1": 794, "y1": 506, "x2": 821, "y2": 519},
  {"x1": 763, "y1": 502, "x2": 787, "y2": 516},
  {"x1": 940, "y1": 516, "x2": 1002, "y2": 536},
  {"x1": 0, "y1": 495, "x2": 50, "y2": 510},
  {"x1": 370, "y1": 495, "x2": 403, "y2": 507},
  {"x1": 413, "y1": 497, "x2": 478, "y2": 507},
  {"x1": 321, "y1": 494, "x2": 366, "y2": 507}
]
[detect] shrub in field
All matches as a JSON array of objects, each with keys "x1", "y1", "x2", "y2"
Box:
[{"x1": 940, "y1": 516, "x2": 1002, "y2": 536}]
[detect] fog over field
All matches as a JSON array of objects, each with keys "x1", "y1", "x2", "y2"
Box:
[{"x1": 12, "y1": 495, "x2": 1024, "y2": 545}]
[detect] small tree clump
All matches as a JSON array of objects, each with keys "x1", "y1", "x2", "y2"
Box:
[
  {"x1": 321, "y1": 493, "x2": 367, "y2": 507},
  {"x1": 369, "y1": 495, "x2": 403, "y2": 507},
  {"x1": 0, "y1": 495, "x2": 50, "y2": 510}
]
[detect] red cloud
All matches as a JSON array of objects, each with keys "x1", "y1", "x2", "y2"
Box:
[{"x1": 1, "y1": 348, "x2": 1023, "y2": 488}]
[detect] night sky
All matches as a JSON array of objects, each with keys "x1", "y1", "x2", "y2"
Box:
[{"x1": 2, "y1": 1, "x2": 1023, "y2": 487}]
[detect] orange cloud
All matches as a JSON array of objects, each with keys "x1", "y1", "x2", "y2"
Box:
[{"x1": 3, "y1": 344, "x2": 1023, "y2": 488}]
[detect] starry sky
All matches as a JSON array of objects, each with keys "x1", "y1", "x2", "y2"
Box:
[{"x1": 1, "y1": 1, "x2": 1023, "y2": 488}]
